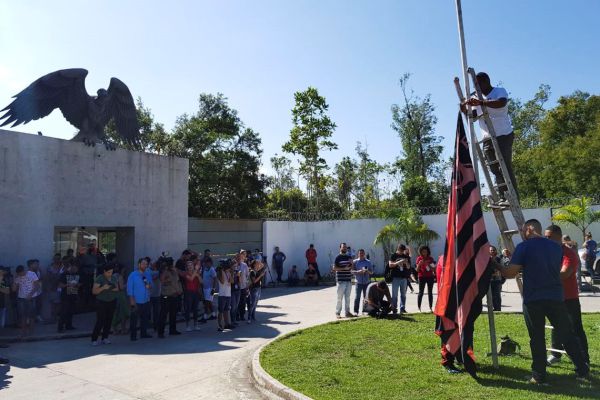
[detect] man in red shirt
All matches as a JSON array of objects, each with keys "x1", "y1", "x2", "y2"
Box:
[
  {"x1": 305, "y1": 244, "x2": 320, "y2": 279},
  {"x1": 544, "y1": 225, "x2": 590, "y2": 366}
]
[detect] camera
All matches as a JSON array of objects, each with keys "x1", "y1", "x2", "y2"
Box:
[{"x1": 218, "y1": 258, "x2": 232, "y2": 269}]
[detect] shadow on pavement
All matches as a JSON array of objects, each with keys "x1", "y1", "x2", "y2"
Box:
[
  {"x1": 476, "y1": 364, "x2": 599, "y2": 399},
  {"x1": 0, "y1": 285, "x2": 332, "y2": 391}
]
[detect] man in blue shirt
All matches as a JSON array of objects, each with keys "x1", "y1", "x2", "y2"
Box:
[
  {"x1": 583, "y1": 232, "x2": 597, "y2": 277},
  {"x1": 271, "y1": 247, "x2": 286, "y2": 284},
  {"x1": 352, "y1": 249, "x2": 373, "y2": 315},
  {"x1": 127, "y1": 258, "x2": 153, "y2": 341},
  {"x1": 500, "y1": 219, "x2": 589, "y2": 384}
]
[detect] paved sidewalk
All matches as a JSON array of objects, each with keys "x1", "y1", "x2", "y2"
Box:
[{"x1": 1, "y1": 281, "x2": 598, "y2": 399}]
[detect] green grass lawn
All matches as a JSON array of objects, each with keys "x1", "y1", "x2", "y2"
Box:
[{"x1": 261, "y1": 313, "x2": 600, "y2": 400}]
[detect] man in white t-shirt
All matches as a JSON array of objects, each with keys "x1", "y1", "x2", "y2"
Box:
[{"x1": 461, "y1": 72, "x2": 517, "y2": 204}]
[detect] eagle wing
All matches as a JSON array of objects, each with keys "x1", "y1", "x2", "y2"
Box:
[
  {"x1": 104, "y1": 77, "x2": 140, "y2": 145},
  {"x1": 0, "y1": 68, "x2": 89, "y2": 129}
]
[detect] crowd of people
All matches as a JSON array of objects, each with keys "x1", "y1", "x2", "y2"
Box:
[{"x1": 0, "y1": 247, "x2": 267, "y2": 344}]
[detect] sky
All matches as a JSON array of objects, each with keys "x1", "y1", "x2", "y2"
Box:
[{"x1": 1, "y1": 0, "x2": 599, "y2": 179}]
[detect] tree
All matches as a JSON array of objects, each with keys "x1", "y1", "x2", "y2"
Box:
[
  {"x1": 282, "y1": 87, "x2": 338, "y2": 211},
  {"x1": 373, "y1": 208, "x2": 439, "y2": 265},
  {"x1": 169, "y1": 93, "x2": 267, "y2": 218},
  {"x1": 333, "y1": 156, "x2": 358, "y2": 211},
  {"x1": 391, "y1": 73, "x2": 443, "y2": 179},
  {"x1": 394, "y1": 207, "x2": 439, "y2": 246},
  {"x1": 552, "y1": 196, "x2": 600, "y2": 243},
  {"x1": 373, "y1": 224, "x2": 400, "y2": 264},
  {"x1": 106, "y1": 97, "x2": 171, "y2": 154},
  {"x1": 270, "y1": 154, "x2": 296, "y2": 192}
]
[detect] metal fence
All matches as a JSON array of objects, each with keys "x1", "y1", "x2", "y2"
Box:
[{"x1": 260, "y1": 194, "x2": 600, "y2": 221}]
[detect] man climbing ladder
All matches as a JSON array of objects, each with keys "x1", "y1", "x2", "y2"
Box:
[{"x1": 460, "y1": 72, "x2": 517, "y2": 205}]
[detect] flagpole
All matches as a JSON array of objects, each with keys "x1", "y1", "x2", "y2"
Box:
[{"x1": 454, "y1": 0, "x2": 499, "y2": 370}]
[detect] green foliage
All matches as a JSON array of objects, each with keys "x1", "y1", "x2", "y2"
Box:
[
  {"x1": 552, "y1": 196, "x2": 600, "y2": 242},
  {"x1": 373, "y1": 208, "x2": 439, "y2": 260},
  {"x1": 511, "y1": 89, "x2": 600, "y2": 200},
  {"x1": 282, "y1": 87, "x2": 338, "y2": 207},
  {"x1": 391, "y1": 73, "x2": 443, "y2": 179},
  {"x1": 106, "y1": 97, "x2": 172, "y2": 153},
  {"x1": 261, "y1": 314, "x2": 600, "y2": 400},
  {"x1": 270, "y1": 154, "x2": 296, "y2": 192},
  {"x1": 169, "y1": 93, "x2": 267, "y2": 218},
  {"x1": 264, "y1": 188, "x2": 308, "y2": 213}
]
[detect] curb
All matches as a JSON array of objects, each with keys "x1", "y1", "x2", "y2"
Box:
[{"x1": 251, "y1": 342, "x2": 312, "y2": 400}]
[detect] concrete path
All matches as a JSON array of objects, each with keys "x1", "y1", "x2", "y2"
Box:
[{"x1": 1, "y1": 281, "x2": 598, "y2": 399}]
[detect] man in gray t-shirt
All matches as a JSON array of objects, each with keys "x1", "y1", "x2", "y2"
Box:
[{"x1": 352, "y1": 249, "x2": 373, "y2": 314}]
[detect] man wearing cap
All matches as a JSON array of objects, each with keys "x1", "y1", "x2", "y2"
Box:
[{"x1": 461, "y1": 72, "x2": 517, "y2": 204}]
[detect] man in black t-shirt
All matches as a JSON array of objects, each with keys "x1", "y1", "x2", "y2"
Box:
[
  {"x1": 58, "y1": 262, "x2": 81, "y2": 332},
  {"x1": 333, "y1": 243, "x2": 355, "y2": 319},
  {"x1": 388, "y1": 244, "x2": 411, "y2": 314}
]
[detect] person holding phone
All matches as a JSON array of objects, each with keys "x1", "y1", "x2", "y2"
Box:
[
  {"x1": 388, "y1": 244, "x2": 411, "y2": 314},
  {"x1": 183, "y1": 260, "x2": 202, "y2": 332},
  {"x1": 351, "y1": 249, "x2": 373, "y2": 315},
  {"x1": 127, "y1": 258, "x2": 153, "y2": 341},
  {"x1": 91, "y1": 263, "x2": 119, "y2": 345}
]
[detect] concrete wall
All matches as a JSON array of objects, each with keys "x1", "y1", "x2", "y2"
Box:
[
  {"x1": 263, "y1": 207, "x2": 600, "y2": 278},
  {"x1": 188, "y1": 218, "x2": 262, "y2": 257},
  {"x1": 0, "y1": 130, "x2": 189, "y2": 268}
]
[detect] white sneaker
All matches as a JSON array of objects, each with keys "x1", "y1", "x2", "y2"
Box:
[
  {"x1": 186, "y1": 325, "x2": 192, "y2": 332},
  {"x1": 101, "y1": 339, "x2": 111, "y2": 345},
  {"x1": 247, "y1": 319, "x2": 252, "y2": 324},
  {"x1": 194, "y1": 324, "x2": 201, "y2": 331},
  {"x1": 547, "y1": 355, "x2": 561, "y2": 365},
  {"x1": 91, "y1": 341, "x2": 99, "y2": 346}
]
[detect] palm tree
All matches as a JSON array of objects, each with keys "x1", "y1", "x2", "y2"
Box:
[
  {"x1": 374, "y1": 208, "x2": 439, "y2": 261},
  {"x1": 373, "y1": 224, "x2": 401, "y2": 263},
  {"x1": 552, "y1": 196, "x2": 600, "y2": 243},
  {"x1": 395, "y1": 208, "x2": 440, "y2": 248}
]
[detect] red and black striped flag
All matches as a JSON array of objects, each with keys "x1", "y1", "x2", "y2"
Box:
[{"x1": 434, "y1": 113, "x2": 493, "y2": 377}]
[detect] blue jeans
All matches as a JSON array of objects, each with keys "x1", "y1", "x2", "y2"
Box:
[
  {"x1": 354, "y1": 283, "x2": 369, "y2": 314},
  {"x1": 230, "y1": 289, "x2": 241, "y2": 322},
  {"x1": 248, "y1": 287, "x2": 261, "y2": 320},
  {"x1": 391, "y1": 278, "x2": 408, "y2": 311},
  {"x1": 336, "y1": 281, "x2": 352, "y2": 315}
]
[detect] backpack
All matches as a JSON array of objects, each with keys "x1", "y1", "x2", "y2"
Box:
[{"x1": 497, "y1": 335, "x2": 521, "y2": 356}]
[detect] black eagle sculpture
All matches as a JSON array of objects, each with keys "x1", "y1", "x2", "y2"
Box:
[{"x1": 0, "y1": 68, "x2": 139, "y2": 150}]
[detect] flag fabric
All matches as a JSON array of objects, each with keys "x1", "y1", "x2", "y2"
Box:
[{"x1": 434, "y1": 113, "x2": 493, "y2": 377}]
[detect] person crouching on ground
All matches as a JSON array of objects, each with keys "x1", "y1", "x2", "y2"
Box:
[
  {"x1": 363, "y1": 281, "x2": 392, "y2": 318},
  {"x1": 288, "y1": 265, "x2": 300, "y2": 287},
  {"x1": 91, "y1": 264, "x2": 119, "y2": 345},
  {"x1": 304, "y1": 263, "x2": 319, "y2": 286}
]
